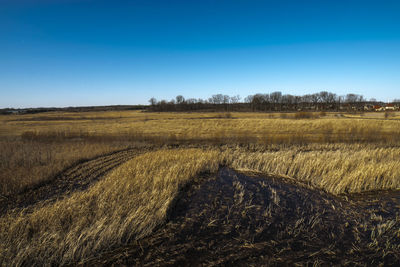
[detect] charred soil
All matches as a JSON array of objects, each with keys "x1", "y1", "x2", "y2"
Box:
[
  {"x1": 0, "y1": 148, "x2": 151, "y2": 215},
  {"x1": 83, "y1": 167, "x2": 400, "y2": 266}
]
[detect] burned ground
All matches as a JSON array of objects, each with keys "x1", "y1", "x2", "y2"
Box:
[
  {"x1": 84, "y1": 167, "x2": 400, "y2": 266},
  {"x1": 0, "y1": 148, "x2": 148, "y2": 215}
]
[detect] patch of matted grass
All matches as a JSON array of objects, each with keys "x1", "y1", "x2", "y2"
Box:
[{"x1": 0, "y1": 148, "x2": 221, "y2": 266}]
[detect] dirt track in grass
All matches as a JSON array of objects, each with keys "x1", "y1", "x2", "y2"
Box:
[
  {"x1": 82, "y1": 167, "x2": 400, "y2": 266},
  {"x1": 0, "y1": 148, "x2": 151, "y2": 215}
]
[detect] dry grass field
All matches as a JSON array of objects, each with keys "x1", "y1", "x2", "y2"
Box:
[
  {"x1": 0, "y1": 110, "x2": 400, "y2": 265},
  {"x1": 1, "y1": 110, "x2": 400, "y2": 196},
  {"x1": 2, "y1": 110, "x2": 400, "y2": 143},
  {"x1": 0, "y1": 149, "x2": 221, "y2": 265}
]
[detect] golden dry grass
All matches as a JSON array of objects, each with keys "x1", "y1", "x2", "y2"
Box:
[
  {"x1": 0, "y1": 149, "x2": 221, "y2": 266},
  {"x1": 2, "y1": 145, "x2": 400, "y2": 265},
  {"x1": 1, "y1": 110, "x2": 400, "y2": 195},
  {"x1": 223, "y1": 144, "x2": 400, "y2": 194},
  {"x1": 2, "y1": 111, "x2": 400, "y2": 144},
  {"x1": 1, "y1": 111, "x2": 400, "y2": 265},
  {"x1": 0, "y1": 140, "x2": 133, "y2": 196}
]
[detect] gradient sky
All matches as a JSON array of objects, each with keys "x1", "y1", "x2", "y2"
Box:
[{"x1": 1, "y1": 0, "x2": 400, "y2": 108}]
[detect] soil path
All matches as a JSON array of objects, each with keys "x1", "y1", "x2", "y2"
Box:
[
  {"x1": 83, "y1": 167, "x2": 400, "y2": 266},
  {"x1": 0, "y1": 147, "x2": 151, "y2": 215}
]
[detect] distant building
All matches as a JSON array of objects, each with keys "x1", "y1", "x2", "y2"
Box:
[
  {"x1": 385, "y1": 103, "x2": 396, "y2": 111},
  {"x1": 364, "y1": 104, "x2": 374, "y2": 111},
  {"x1": 373, "y1": 105, "x2": 385, "y2": 111}
]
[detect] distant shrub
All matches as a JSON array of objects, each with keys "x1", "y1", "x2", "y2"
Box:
[
  {"x1": 385, "y1": 111, "x2": 396, "y2": 119},
  {"x1": 280, "y1": 113, "x2": 289, "y2": 119},
  {"x1": 21, "y1": 131, "x2": 37, "y2": 141},
  {"x1": 216, "y1": 113, "x2": 232, "y2": 119},
  {"x1": 294, "y1": 112, "x2": 316, "y2": 119}
]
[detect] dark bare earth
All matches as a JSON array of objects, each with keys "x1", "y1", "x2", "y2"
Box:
[
  {"x1": 0, "y1": 148, "x2": 148, "y2": 215},
  {"x1": 83, "y1": 167, "x2": 400, "y2": 266}
]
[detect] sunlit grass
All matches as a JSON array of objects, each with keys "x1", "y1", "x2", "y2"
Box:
[
  {"x1": 1, "y1": 111, "x2": 400, "y2": 196},
  {"x1": 0, "y1": 149, "x2": 221, "y2": 265}
]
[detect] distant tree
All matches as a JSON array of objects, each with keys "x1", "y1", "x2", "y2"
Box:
[
  {"x1": 223, "y1": 95, "x2": 230, "y2": 104},
  {"x1": 149, "y1": 97, "x2": 157, "y2": 106},
  {"x1": 327, "y1": 92, "x2": 338, "y2": 103},
  {"x1": 345, "y1": 93, "x2": 363, "y2": 103},
  {"x1": 319, "y1": 91, "x2": 329, "y2": 103},
  {"x1": 270, "y1": 91, "x2": 282, "y2": 103},
  {"x1": 176, "y1": 95, "x2": 185, "y2": 104},
  {"x1": 281, "y1": 94, "x2": 295, "y2": 110},
  {"x1": 318, "y1": 91, "x2": 337, "y2": 110},
  {"x1": 211, "y1": 94, "x2": 224, "y2": 104},
  {"x1": 252, "y1": 94, "x2": 264, "y2": 105},
  {"x1": 158, "y1": 100, "x2": 167, "y2": 111},
  {"x1": 186, "y1": 98, "x2": 197, "y2": 104},
  {"x1": 230, "y1": 95, "x2": 241, "y2": 104},
  {"x1": 244, "y1": 95, "x2": 254, "y2": 103},
  {"x1": 310, "y1": 93, "x2": 321, "y2": 104},
  {"x1": 148, "y1": 91, "x2": 375, "y2": 112},
  {"x1": 302, "y1": 94, "x2": 312, "y2": 103}
]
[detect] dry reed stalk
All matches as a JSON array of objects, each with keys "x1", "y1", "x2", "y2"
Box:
[{"x1": 0, "y1": 148, "x2": 221, "y2": 266}]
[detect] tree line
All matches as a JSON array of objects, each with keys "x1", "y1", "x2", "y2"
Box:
[{"x1": 148, "y1": 91, "x2": 394, "y2": 112}]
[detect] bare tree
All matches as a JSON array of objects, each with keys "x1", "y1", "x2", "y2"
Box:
[
  {"x1": 319, "y1": 91, "x2": 337, "y2": 110},
  {"x1": 230, "y1": 95, "x2": 241, "y2": 104},
  {"x1": 149, "y1": 97, "x2": 157, "y2": 106},
  {"x1": 223, "y1": 95, "x2": 230, "y2": 104},
  {"x1": 270, "y1": 91, "x2": 282, "y2": 103},
  {"x1": 244, "y1": 95, "x2": 254, "y2": 103},
  {"x1": 149, "y1": 91, "x2": 368, "y2": 112},
  {"x1": 211, "y1": 94, "x2": 224, "y2": 104},
  {"x1": 345, "y1": 94, "x2": 359, "y2": 103},
  {"x1": 176, "y1": 95, "x2": 185, "y2": 104}
]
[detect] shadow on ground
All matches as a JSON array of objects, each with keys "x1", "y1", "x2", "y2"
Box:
[{"x1": 84, "y1": 167, "x2": 400, "y2": 266}]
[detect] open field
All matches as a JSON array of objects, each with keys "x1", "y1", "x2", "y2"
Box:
[
  {"x1": 1, "y1": 110, "x2": 400, "y2": 265},
  {"x1": 1, "y1": 110, "x2": 400, "y2": 196},
  {"x1": 2, "y1": 110, "x2": 400, "y2": 143}
]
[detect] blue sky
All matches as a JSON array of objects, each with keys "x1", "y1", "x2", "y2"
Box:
[{"x1": 1, "y1": 0, "x2": 399, "y2": 108}]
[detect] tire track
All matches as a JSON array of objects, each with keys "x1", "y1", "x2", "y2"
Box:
[{"x1": 0, "y1": 147, "x2": 152, "y2": 216}]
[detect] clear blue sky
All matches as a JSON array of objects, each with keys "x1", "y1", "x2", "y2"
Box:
[{"x1": 1, "y1": 0, "x2": 399, "y2": 108}]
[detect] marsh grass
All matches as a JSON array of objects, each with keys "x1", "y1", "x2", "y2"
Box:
[
  {"x1": 1, "y1": 144, "x2": 400, "y2": 265},
  {"x1": 223, "y1": 144, "x2": 400, "y2": 194},
  {"x1": 294, "y1": 111, "x2": 319, "y2": 119},
  {"x1": 0, "y1": 149, "x2": 221, "y2": 266},
  {"x1": 3, "y1": 111, "x2": 400, "y2": 144},
  {"x1": 0, "y1": 139, "x2": 132, "y2": 196},
  {"x1": 1, "y1": 111, "x2": 400, "y2": 265},
  {"x1": 1, "y1": 111, "x2": 400, "y2": 195}
]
